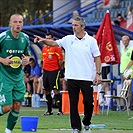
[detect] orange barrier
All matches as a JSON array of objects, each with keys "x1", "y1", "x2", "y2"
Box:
[
  {"x1": 93, "y1": 91, "x2": 99, "y2": 114},
  {"x1": 62, "y1": 91, "x2": 99, "y2": 114}
]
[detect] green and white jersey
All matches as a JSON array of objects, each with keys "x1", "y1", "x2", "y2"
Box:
[{"x1": 0, "y1": 30, "x2": 30, "y2": 83}]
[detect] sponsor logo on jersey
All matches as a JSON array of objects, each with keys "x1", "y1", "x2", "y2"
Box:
[
  {"x1": 10, "y1": 56, "x2": 21, "y2": 68},
  {"x1": 6, "y1": 49, "x2": 23, "y2": 54},
  {"x1": 5, "y1": 35, "x2": 12, "y2": 40},
  {"x1": 48, "y1": 54, "x2": 52, "y2": 59},
  {"x1": 7, "y1": 35, "x2": 10, "y2": 39}
]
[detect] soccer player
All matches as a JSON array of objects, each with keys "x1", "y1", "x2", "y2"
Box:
[{"x1": 0, "y1": 14, "x2": 30, "y2": 133}]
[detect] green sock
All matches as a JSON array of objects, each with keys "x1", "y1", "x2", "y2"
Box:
[
  {"x1": 0, "y1": 106, "x2": 4, "y2": 116},
  {"x1": 6, "y1": 110, "x2": 19, "y2": 131}
]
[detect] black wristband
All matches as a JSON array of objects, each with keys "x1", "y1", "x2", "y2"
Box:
[{"x1": 96, "y1": 72, "x2": 101, "y2": 75}]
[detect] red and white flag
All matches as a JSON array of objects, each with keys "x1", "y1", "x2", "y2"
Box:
[{"x1": 95, "y1": 10, "x2": 120, "y2": 65}]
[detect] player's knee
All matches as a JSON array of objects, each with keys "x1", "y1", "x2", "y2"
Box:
[
  {"x1": 2, "y1": 104, "x2": 12, "y2": 114},
  {"x1": 13, "y1": 101, "x2": 21, "y2": 110}
]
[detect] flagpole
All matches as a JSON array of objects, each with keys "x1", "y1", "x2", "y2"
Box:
[
  {"x1": 106, "y1": 10, "x2": 114, "y2": 109},
  {"x1": 110, "y1": 65, "x2": 114, "y2": 110}
]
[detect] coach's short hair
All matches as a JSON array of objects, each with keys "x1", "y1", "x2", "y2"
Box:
[{"x1": 73, "y1": 16, "x2": 86, "y2": 26}]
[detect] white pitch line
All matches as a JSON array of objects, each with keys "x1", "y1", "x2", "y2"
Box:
[
  {"x1": 50, "y1": 129, "x2": 71, "y2": 131},
  {"x1": 20, "y1": 109, "x2": 44, "y2": 111}
]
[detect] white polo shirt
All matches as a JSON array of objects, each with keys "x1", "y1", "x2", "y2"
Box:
[{"x1": 56, "y1": 32, "x2": 100, "y2": 81}]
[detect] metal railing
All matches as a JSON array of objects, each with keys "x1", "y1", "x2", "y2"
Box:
[{"x1": 27, "y1": 0, "x2": 103, "y2": 25}]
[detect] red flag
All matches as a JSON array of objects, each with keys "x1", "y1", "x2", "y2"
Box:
[
  {"x1": 95, "y1": 10, "x2": 120, "y2": 65},
  {"x1": 102, "y1": 0, "x2": 110, "y2": 5}
]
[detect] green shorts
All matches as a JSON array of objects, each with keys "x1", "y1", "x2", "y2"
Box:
[{"x1": 0, "y1": 81, "x2": 26, "y2": 106}]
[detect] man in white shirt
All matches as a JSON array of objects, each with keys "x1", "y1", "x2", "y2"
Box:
[{"x1": 34, "y1": 16, "x2": 101, "y2": 133}]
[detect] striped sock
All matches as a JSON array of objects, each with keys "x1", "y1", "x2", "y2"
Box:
[{"x1": 6, "y1": 110, "x2": 19, "y2": 130}]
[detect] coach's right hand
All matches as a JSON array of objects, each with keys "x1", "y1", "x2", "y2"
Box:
[{"x1": 34, "y1": 35, "x2": 44, "y2": 43}]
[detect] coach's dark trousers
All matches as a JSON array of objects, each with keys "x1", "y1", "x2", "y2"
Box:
[{"x1": 67, "y1": 79, "x2": 94, "y2": 131}]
